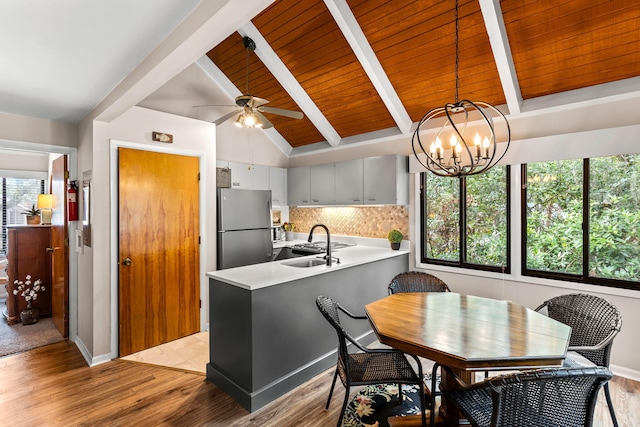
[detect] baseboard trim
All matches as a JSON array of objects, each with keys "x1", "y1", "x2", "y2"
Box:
[
  {"x1": 206, "y1": 330, "x2": 376, "y2": 412},
  {"x1": 610, "y1": 364, "x2": 640, "y2": 382},
  {"x1": 74, "y1": 337, "x2": 113, "y2": 367}
]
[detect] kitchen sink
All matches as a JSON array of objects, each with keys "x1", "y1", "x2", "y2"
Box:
[{"x1": 282, "y1": 258, "x2": 327, "y2": 268}]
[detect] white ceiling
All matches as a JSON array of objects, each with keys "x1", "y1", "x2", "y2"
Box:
[{"x1": 0, "y1": 0, "x2": 201, "y2": 122}]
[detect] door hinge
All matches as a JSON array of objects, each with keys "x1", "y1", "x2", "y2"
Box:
[
  {"x1": 65, "y1": 170, "x2": 70, "y2": 179},
  {"x1": 199, "y1": 236, "x2": 201, "y2": 244},
  {"x1": 199, "y1": 300, "x2": 202, "y2": 308},
  {"x1": 198, "y1": 172, "x2": 201, "y2": 181}
]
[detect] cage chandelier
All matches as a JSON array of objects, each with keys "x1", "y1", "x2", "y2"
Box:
[{"x1": 412, "y1": 0, "x2": 510, "y2": 178}]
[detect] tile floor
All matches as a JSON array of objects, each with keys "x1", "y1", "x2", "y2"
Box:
[{"x1": 119, "y1": 331, "x2": 208, "y2": 374}]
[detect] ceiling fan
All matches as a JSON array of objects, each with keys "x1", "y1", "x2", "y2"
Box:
[{"x1": 197, "y1": 36, "x2": 304, "y2": 129}]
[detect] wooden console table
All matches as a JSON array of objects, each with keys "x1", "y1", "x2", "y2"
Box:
[{"x1": 4, "y1": 225, "x2": 52, "y2": 325}]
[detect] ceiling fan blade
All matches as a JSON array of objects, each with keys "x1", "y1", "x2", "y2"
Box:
[
  {"x1": 255, "y1": 111, "x2": 273, "y2": 129},
  {"x1": 213, "y1": 109, "x2": 241, "y2": 126},
  {"x1": 248, "y1": 96, "x2": 270, "y2": 108},
  {"x1": 258, "y1": 106, "x2": 304, "y2": 120},
  {"x1": 192, "y1": 104, "x2": 236, "y2": 108}
]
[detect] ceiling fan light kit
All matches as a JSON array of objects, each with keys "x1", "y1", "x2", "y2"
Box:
[
  {"x1": 412, "y1": 0, "x2": 510, "y2": 178},
  {"x1": 202, "y1": 36, "x2": 304, "y2": 130}
]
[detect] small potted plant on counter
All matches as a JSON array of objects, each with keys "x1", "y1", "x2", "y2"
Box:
[
  {"x1": 282, "y1": 222, "x2": 295, "y2": 241},
  {"x1": 22, "y1": 204, "x2": 41, "y2": 225},
  {"x1": 387, "y1": 229, "x2": 403, "y2": 250}
]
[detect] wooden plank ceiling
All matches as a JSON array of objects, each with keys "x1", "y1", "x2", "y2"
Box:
[{"x1": 204, "y1": 0, "x2": 640, "y2": 150}]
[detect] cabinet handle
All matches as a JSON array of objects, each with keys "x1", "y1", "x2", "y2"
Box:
[{"x1": 122, "y1": 258, "x2": 132, "y2": 266}]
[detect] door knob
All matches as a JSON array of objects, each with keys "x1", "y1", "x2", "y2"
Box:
[{"x1": 122, "y1": 258, "x2": 132, "y2": 266}]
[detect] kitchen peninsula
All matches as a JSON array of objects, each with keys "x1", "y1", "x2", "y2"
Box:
[{"x1": 206, "y1": 242, "x2": 408, "y2": 411}]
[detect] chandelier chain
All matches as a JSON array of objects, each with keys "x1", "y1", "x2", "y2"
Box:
[{"x1": 454, "y1": 0, "x2": 459, "y2": 103}]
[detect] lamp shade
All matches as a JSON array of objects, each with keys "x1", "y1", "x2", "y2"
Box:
[{"x1": 37, "y1": 194, "x2": 54, "y2": 210}]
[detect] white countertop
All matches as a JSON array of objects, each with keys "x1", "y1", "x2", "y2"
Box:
[{"x1": 207, "y1": 244, "x2": 409, "y2": 290}]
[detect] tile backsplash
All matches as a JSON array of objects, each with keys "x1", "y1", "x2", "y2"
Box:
[{"x1": 289, "y1": 205, "x2": 408, "y2": 239}]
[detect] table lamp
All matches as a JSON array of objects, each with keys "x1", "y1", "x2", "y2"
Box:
[{"x1": 37, "y1": 194, "x2": 54, "y2": 225}]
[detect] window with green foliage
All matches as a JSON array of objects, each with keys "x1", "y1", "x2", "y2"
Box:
[
  {"x1": 523, "y1": 154, "x2": 640, "y2": 289},
  {"x1": 421, "y1": 166, "x2": 509, "y2": 272}
]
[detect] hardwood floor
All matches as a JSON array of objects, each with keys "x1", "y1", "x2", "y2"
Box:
[{"x1": 0, "y1": 340, "x2": 638, "y2": 426}]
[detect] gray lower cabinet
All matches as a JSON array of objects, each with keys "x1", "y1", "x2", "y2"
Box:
[{"x1": 206, "y1": 254, "x2": 409, "y2": 411}]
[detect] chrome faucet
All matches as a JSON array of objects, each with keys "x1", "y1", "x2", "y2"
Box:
[{"x1": 307, "y1": 223, "x2": 338, "y2": 266}]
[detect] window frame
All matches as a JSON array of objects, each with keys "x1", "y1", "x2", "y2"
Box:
[
  {"x1": 419, "y1": 166, "x2": 511, "y2": 274},
  {"x1": 521, "y1": 160, "x2": 640, "y2": 291}
]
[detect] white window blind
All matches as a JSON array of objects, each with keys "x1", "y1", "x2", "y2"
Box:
[{"x1": 1, "y1": 176, "x2": 45, "y2": 254}]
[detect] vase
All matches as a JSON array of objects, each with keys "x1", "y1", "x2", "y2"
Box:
[
  {"x1": 390, "y1": 242, "x2": 401, "y2": 250},
  {"x1": 285, "y1": 231, "x2": 294, "y2": 241},
  {"x1": 26, "y1": 215, "x2": 41, "y2": 225},
  {"x1": 20, "y1": 307, "x2": 40, "y2": 325}
]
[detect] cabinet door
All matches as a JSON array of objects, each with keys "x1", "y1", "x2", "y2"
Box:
[
  {"x1": 335, "y1": 159, "x2": 363, "y2": 204},
  {"x1": 250, "y1": 164, "x2": 270, "y2": 190},
  {"x1": 228, "y1": 161, "x2": 251, "y2": 189},
  {"x1": 364, "y1": 155, "x2": 408, "y2": 204},
  {"x1": 288, "y1": 167, "x2": 311, "y2": 205},
  {"x1": 310, "y1": 163, "x2": 335, "y2": 205},
  {"x1": 228, "y1": 162, "x2": 269, "y2": 190},
  {"x1": 269, "y1": 167, "x2": 287, "y2": 206}
]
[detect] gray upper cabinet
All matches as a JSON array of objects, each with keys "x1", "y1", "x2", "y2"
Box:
[
  {"x1": 269, "y1": 167, "x2": 287, "y2": 206},
  {"x1": 287, "y1": 166, "x2": 311, "y2": 206},
  {"x1": 363, "y1": 155, "x2": 408, "y2": 205},
  {"x1": 228, "y1": 161, "x2": 270, "y2": 190},
  {"x1": 310, "y1": 163, "x2": 335, "y2": 205},
  {"x1": 335, "y1": 159, "x2": 363, "y2": 204}
]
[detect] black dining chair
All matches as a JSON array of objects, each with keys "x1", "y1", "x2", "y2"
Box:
[
  {"x1": 387, "y1": 271, "x2": 450, "y2": 425},
  {"x1": 535, "y1": 293, "x2": 622, "y2": 427},
  {"x1": 440, "y1": 366, "x2": 612, "y2": 427},
  {"x1": 316, "y1": 295, "x2": 428, "y2": 427},
  {"x1": 387, "y1": 271, "x2": 451, "y2": 295}
]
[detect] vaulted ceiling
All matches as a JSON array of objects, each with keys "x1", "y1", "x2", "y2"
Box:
[
  {"x1": 3, "y1": 1, "x2": 639, "y2": 159},
  {"x1": 193, "y1": 0, "x2": 640, "y2": 154}
]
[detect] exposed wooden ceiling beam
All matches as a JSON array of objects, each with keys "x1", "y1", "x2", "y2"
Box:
[
  {"x1": 324, "y1": 0, "x2": 412, "y2": 134},
  {"x1": 479, "y1": 0, "x2": 522, "y2": 115}
]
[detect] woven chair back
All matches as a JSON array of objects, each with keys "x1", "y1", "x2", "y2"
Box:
[
  {"x1": 543, "y1": 293, "x2": 622, "y2": 367},
  {"x1": 388, "y1": 271, "x2": 451, "y2": 294}
]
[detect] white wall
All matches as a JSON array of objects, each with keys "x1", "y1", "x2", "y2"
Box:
[
  {"x1": 0, "y1": 111, "x2": 77, "y2": 148},
  {"x1": 215, "y1": 122, "x2": 289, "y2": 167},
  {"x1": 76, "y1": 106, "x2": 216, "y2": 365}
]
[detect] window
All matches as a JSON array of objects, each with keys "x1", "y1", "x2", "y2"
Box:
[
  {"x1": 1, "y1": 177, "x2": 45, "y2": 254},
  {"x1": 523, "y1": 154, "x2": 640, "y2": 289},
  {"x1": 421, "y1": 165, "x2": 510, "y2": 272}
]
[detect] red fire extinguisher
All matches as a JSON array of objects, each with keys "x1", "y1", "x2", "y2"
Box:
[{"x1": 68, "y1": 181, "x2": 79, "y2": 221}]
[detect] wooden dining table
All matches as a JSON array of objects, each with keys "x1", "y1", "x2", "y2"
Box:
[{"x1": 365, "y1": 292, "x2": 572, "y2": 426}]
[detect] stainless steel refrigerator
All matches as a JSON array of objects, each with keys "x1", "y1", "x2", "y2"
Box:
[{"x1": 217, "y1": 188, "x2": 273, "y2": 269}]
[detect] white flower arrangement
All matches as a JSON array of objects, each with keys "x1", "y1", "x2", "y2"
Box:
[{"x1": 13, "y1": 275, "x2": 44, "y2": 309}]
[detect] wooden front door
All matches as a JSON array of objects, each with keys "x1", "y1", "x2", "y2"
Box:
[
  {"x1": 118, "y1": 148, "x2": 200, "y2": 356},
  {"x1": 50, "y1": 155, "x2": 69, "y2": 337}
]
